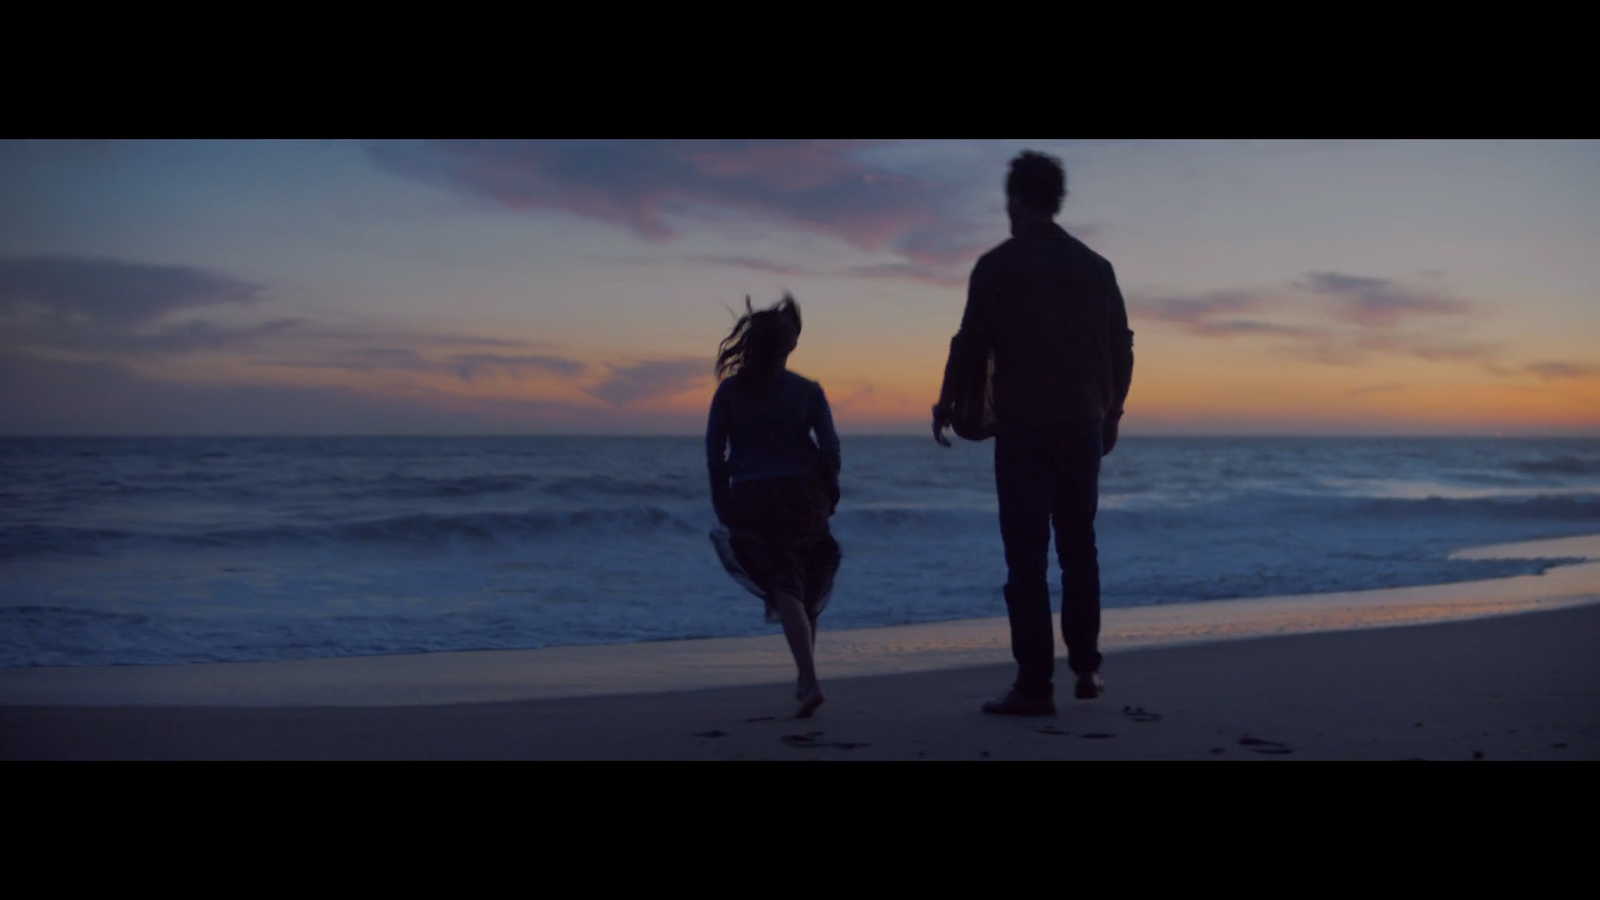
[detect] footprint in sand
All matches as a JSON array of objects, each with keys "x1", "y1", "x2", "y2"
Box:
[
  {"x1": 831, "y1": 742, "x2": 870, "y2": 750},
  {"x1": 1081, "y1": 733, "x2": 1115, "y2": 739},
  {"x1": 1122, "y1": 706, "x2": 1162, "y2": 723},
  {"x1": 1238, "y1": 736, "x2": 1292, "y2": 755},
  {"x1": 693, "y1": 730, "x2": 728, "y2": 738},
  {"x1": 1035, "y1": 726, "x2": 1072, "y2": 736},
  {"x1": 780, "y1": 731, "x2": 828, "y2": 746}
]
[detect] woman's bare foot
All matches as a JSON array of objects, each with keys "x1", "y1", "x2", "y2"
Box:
[{"x1": 796, "y1": 683, "x2": 825, "y2": 719}]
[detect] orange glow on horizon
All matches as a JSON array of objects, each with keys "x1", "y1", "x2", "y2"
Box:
[{"x1": 110, "y1": 328, "x2": 1600, "y2": 435}]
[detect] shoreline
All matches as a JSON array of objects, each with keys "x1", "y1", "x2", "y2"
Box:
[
  {"x1": 5, "y1": 600, "x2": 1595, "y2": 760},
  {"x1": 3, "y1": 533, "x2": 1597, "y2": 710}
]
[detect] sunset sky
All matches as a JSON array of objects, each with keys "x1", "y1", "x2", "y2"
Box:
[{"x1": 2, "y1": 139, "x2": 1596, "y2": 436}]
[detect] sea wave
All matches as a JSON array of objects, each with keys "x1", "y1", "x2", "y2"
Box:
[
  {"x1": 0, "y1": 506, "x2": 708, "y2": 558},
  {"x1": 1514, "y1": 455, "x2": 1600, "y2": 476},
  {"x1": 369, "y1": 473, "x2": 539, "y2": 499},
  {"x1": 540, "y1": 475, "x2": 701, "y2": 502},
  {"x1": 1351, "y1": 493, "x2": 1600, "y2": 521},
  {"x1": 5, "y1": 491, "x2": 1596, "y2": 561}
]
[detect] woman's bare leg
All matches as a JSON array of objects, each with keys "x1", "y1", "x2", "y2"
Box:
[{"x1": 771, "y1": 590, "x2": 824, "y2": 717}]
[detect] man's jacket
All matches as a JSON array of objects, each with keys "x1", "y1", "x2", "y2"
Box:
[{"x1": 939, "y1": 222, "x2": 1133, "y2": 436}]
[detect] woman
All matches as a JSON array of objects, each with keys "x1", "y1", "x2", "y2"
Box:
[{"x1": 706, "y1": 294, "x2": 841, "y2": 718}]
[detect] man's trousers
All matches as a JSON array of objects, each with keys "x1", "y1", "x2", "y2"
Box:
[{"x1": 994, "y1": 417, "x2": 1104, "y2": 697}]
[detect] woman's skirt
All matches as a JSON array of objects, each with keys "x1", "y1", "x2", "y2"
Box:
[{"x1": 711, "y1": 475, "x2": 840, "y2": 623}]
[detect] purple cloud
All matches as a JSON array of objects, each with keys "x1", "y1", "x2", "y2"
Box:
[
  {"x1": 0, "y1": 255, "x2": 263, "y2": 326},
  {"x1": 840, "y1": 262, "x2": 968, "y2": 288},
  {"x1": 1134, "y1": 280, "x2": 1499, "y2": 369},
  {"x1": 0, "y1": 350, "x2": 652, "y2": 436},
  {"x1": 324, "y1": 347, "x2": 431, "y2": 369},
  {"x1": 689, "y1": 255, "x2": 813, "y2": 277},
  {"x1": 450, "y1": 353, "x2": 587, "y2": 382},
  {"x1": 1135, "y1": 291, "x2": 1262, "y2": 325},
  {"x1": 253, "y1": 343, "x2": 591, "y2": 385},
  {"x1": 1300, "y1": 271, "x2": 1470, "y2": 326},
  {"x1": 1133, "y1": 291, "x2": 1321, "y2": 338},
  {"x1": 585, "y1": 358, "x2": 712, "y2": 408},
  {"x1": 328, "y1": 329, "x2": 528, "y2": 350},
  {"x1": 365, "y1": 140, "x2": 990, "y2": 276},
  {"x1": 1277, "y1": 328, "x2": 1499, "y2": 369},
  {"x1": 691, "y1": 254, "x2": 967, "y2": 287},
  {"x1": 0, "y1": 254, "x2": 296, "y2": 360},
  {"x1": 137, "y1": 318, "x2": 305, "y2": 353},
  {"x1": 1347, "y1": 383, "x2": 1404, "y2": 398},
  {"x1": 1523, "y1": 361, "x2": 1600, "y2": 380}
]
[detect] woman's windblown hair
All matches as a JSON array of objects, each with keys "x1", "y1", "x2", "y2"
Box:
[{"x1": 716, "y1": 294, "x2": 802, "y2": 382}]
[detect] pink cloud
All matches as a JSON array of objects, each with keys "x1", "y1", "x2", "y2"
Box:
[
  {"x1": 365, "y1": 140, "x2": 989, "y2": 277},
  {"x1": 1523, "y1": 361, "x2": 1600, "y2": 380},
  {"x1": 1299, "y1": 272, "x2": 1471, "y2": 327},
  {"x1": 1133, "y1": 276, "x2": 1500, "y2": 369}
]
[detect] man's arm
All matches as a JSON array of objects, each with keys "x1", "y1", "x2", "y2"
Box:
[
  {"x1": 1109, "y1": 265, "x2": 1134, "y2": 412},
  {"x1": 1104, "y1": 262, "x2": 1134, "y2": 456},
  {"x1": 934, "y1": 256, "x2": 998, "y2": 445}
]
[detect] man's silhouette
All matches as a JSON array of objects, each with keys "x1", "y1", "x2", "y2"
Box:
[{"x1": 934, "y1": 150, "x2": 1133, "y2": 715}]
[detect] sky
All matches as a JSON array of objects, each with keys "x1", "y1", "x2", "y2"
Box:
[{"x1": 1, "y1": 139, "x2": 1596, "y2": 436}]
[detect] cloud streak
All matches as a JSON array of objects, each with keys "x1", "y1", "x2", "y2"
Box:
[
  {"x1": 0, "y1": 257, "x2": 718, "y2": 416},
  {"x1": 1134, "y1": 289, "x2": 1328, "y2": 339},
  {"x1": 1133, "y1": 272, "x2": 1502, "y2": 368},
  {"x1": 585, "y1": 358, "x2": 712, "y2": 408},
  {"x1": 1136, "y1": 273, "x2": 1597, "y2": 388},
  {"x1": 365, "y1": 140, "x2": 990, "y2": 280},
  {"x1": 690, "y1": 254, "x2": 967, "y2": 287},
  {"x1": 0, "y1": 255, "x2": 263, "y2": 326},
  {"x1": 1300, "y1": 271, "x2": 1471, "y2": 326},
  {"x1": 1347, "y1": 383, "x2": 1405, "y2": 398},
  {"x1": 0, "y1": 254, "x2": 299, "y2": 361},
  {"x1": 0, "y1": 350, "x2": 710, "y2": 436},
  {"x1": 1522, "y1": 361, "x2": 1600, "y2": 380},
  {"x1": 450, "y1": 353, "x2": 588, "y2": 382}
]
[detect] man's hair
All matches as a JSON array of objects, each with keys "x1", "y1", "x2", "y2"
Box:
[{"x1": 1005, "y1": 150, "x2": 1067, "y2": 215}]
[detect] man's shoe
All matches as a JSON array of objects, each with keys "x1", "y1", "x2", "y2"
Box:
[
  {"x1": 981, "y1": 688, "x2": 1056, "y2": 716},
  {"x1": 1074, "y1": 672, "x2": 1105, "y2": 700}
]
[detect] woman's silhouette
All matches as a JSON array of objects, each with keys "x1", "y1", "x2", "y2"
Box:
[{"x1": 706, "y1": 294, "x2": 841, "y2": 718}]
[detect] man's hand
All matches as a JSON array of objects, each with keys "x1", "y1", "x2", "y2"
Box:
[
  {"x1": 1102, "y1": 410, "x2": 1122, "y2": 457},
  {"x1": 932, "y1": 403, "x2": 953, "y2": 447}
]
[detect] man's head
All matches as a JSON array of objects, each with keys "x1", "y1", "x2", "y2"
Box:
[{"x1": 1005, "y1": 151, "x2": 1067, "y2": 231}]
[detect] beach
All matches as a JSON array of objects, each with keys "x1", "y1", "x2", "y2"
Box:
[
  {"x1": 4, "y1": 534, "x2": 1596, "y2": 760},
  {"x1": 5, "y1": 140, "x2": 1599, "y2": 760}
]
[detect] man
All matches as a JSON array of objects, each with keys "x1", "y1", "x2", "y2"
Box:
[{"x1": 933, "y1": 150, "x2": 1134, "y2": 715}]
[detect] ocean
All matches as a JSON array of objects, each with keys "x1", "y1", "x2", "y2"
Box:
[{"x1": 2, "y1": 435, "x2": 1597, "y2": 667}]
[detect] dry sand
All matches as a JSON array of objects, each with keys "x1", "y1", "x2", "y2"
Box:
[{"x1": 3, "y1": 535, "x2": 1597, "y2": 760}]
